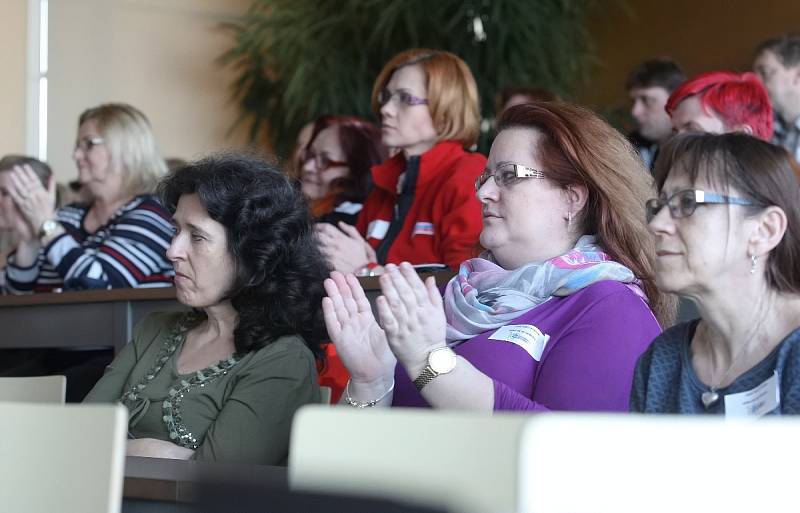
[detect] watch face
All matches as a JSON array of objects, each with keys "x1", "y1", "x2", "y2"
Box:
[
  {"x1": 39, "y1": 219, "x2": 59, "y2": 238},
  {"x1": 429, "y1": 347, "x2": 457, "y2": 374}
]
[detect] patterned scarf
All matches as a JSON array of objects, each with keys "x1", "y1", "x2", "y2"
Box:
[{"x1": 443, "y1": 235, "x2": 643, "y2": 342}]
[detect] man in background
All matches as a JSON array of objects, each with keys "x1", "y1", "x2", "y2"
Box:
[
  {"x1": 754, "y1": 34, "x2": 800, "y2": 162},
  {"x1": 626, "y1": 58, "x2": 685, "y2": 169}
]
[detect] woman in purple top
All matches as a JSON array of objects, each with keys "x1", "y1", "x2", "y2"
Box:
[{"x1": 322, "y1": 102, "x2": 675, "y2": 411}]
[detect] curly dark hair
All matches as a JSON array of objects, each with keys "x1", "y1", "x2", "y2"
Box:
[{"x1": 159, "y1": 153, "x2": 330, "y2": 357}]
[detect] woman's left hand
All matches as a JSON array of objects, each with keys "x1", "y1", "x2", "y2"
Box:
[
  {"x1": 376, "y1": 262, "x2": 448, "y2": 378},
  {"x1": 6, "y1": 164, "x2": 56, "y2": 233},
  {"x1": 126, "y1": 438, "x2": 195, "y2": 460}
]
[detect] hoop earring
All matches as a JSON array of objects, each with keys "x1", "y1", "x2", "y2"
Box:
[{"x1": 750, "y1": 254, "x2": 758, "y2": 275}]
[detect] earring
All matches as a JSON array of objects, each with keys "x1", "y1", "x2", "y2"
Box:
[
  {"x1": 750, "y1": 254, "x2": 758, "y2": 275},
  {"x1": 566, "y1": 211, "x2": 572, "y2": 229}
]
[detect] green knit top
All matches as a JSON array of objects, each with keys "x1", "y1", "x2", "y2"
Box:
[{"x1": 85, "y1": 311, "x2": 320, "y2": 465}]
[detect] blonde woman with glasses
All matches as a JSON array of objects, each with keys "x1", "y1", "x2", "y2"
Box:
[{"x1": 4, "y1": 103, "x2": 174, "y2": 293}]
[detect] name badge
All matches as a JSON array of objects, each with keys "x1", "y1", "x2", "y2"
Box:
[
  {"x1": 412, "y1": 222, "x2": 435, "y2": 236},
  {"x1": 366, "y1": 219, "x2": 390, "y2": 240},
  {"x1": 489, "y1": 324, "x2": 550, "y2": 361},
  {"x1": 333, "y1": 201, "x2": 363, "y2": 215},
  {"x1": 724, "y1": 371, "x2": 780, "y2": 418}
]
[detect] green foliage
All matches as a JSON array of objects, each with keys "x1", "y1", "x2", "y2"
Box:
[{"x1": 220, "y1": 0, "x2": 608, "y2": 156}]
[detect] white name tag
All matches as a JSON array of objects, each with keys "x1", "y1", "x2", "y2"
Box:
[
  {"x1": 333, "y1": 201, "x2": 363, "y2": 215},
  {"x1": 724, "y1": 371, "x2": 780, "y2": 418},
  {"x1": 366, "y1": 219, "x2": 390, "y2": 240},
  {"x1": 489, "y1": 324, "x2": 550, "y2": 361}
]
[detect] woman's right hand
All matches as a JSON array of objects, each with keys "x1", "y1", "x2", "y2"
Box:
[
  {"x1": 316, "y1": 222, "x2": 373, "y2": 273},
  {"x1": 322, "y1": 271, "x2": 396, "y2": 384},
  {"x1": 7, "y1": 165, "x2": 57, "y2": 237},
  {"x1": 5, "y1": 197, "x2": 41, "y2": 267},
  {"x1": 8, "y1": 207, "x2": 36, "y2": 242}
]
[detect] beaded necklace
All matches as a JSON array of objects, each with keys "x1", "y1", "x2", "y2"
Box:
[{"x1": 120, "y1": 313, "x2": 241, "y2": 449}]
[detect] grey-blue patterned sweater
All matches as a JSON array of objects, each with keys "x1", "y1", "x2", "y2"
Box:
[{"x1": 631, "y1": 320, "x2": 800, "y2": 414}]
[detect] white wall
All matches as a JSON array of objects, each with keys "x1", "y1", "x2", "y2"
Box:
[
  {"x1": 47, "y1": 0, "x2": 252, "y2": 181},
  {"x1": 0, "y1": 0, "x2": 28, "y2": 158}
]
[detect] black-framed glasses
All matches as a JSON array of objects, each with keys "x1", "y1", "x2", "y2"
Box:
[
  {"x1": 302, "y1": 151, "x2": 347, "y2": 172},
  {"x1": 475, "y1": 163, "x2": 545, "y2": 191},
  {"x1": 75, "y1": 137, "x2": 104, "y2": 152},
  {"x1": 645, "y1": 189, "x2": 756, "y2": 223},
  {"x1": 377, "y1": 89, "x2": 428, "y2": 107}
]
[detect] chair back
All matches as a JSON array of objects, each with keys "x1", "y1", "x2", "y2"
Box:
[
  {"x1": 518, "y1": 413, "x2": 800, "y2": 513},
  {"x1": 318, "y1": 386, "x2": 332, "y2": 405},
  {"x1": 0, "y1": 375, "x2": 66, "y2": 403},
  {"x1": 0, "y1": 402, "x2": 127, "y2": 513},
  {"x1": 289, "y1": 405, "x2": 529, "y2": 513}
]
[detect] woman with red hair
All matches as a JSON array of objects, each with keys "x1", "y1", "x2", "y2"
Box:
[
  {"x1": 299, "y1": 115, "x2": 387, "y2": 226},
  {"x1": 316, "y1": 49, "x2": 486, "y2": 276},
  {"x1": 324, "y1": 102, "x2": 675, "y2": 412},
  {"x1": 667, "y1": 71, "x2": 773, "y2": 141}
]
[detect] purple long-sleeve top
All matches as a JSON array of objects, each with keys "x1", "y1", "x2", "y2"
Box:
[{"x1": 391, "y1": 280, "x2": 661, "y2": 412}]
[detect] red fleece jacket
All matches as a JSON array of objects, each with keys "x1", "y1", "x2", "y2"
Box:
[{"x1": 356, "y1": 141, "x2": 486, "y2": 269}]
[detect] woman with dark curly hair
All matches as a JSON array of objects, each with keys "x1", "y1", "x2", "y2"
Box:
[{"x1": 85, "y1": 153, "x2": 328, "y2": 464}]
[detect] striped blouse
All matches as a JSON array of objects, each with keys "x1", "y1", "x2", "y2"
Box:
[{"x1": 5, "y1": 195, "x2": 174, "y2": 293}]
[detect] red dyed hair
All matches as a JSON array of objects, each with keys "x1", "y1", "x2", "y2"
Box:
[
  {"x1": 665, "y1": 71, "x2": 773, "y2": 141},
  {"x1": 304, "y1": 115, "x2": 388, "y2": 203}
]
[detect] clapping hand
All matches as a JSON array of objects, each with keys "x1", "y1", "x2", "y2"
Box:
[
  {"x1": 6, "y1": 164, "x2": 56, "y2": 237},
  {"x1": 2, "y1": 196, "x2": 36, "y2": 242},
  {"x1": 322, "y1": 271, "x2": 396, "y2": 384},
  {"x1": 376, "y1": 263, "x2": 447, "y2": 378}
]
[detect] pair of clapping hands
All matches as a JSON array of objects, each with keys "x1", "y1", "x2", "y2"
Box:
[
  {"x1": 322, "y1": 262, "x2": 448, "y2": 385},
  {"x1": 1, "y1": 164, "x2": 56, "y2": 241}
]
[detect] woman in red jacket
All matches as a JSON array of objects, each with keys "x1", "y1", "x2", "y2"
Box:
[{"x1": 317, "y1": 49, "x2": 486, "y2": 275}]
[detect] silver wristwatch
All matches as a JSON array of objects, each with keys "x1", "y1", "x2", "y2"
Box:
[{"x1": 413, "y1": 347, "x2": 457, "y2": 392}]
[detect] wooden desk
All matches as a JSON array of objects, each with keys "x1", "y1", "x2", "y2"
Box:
[
  {"x1": 0, "y1": 271, "x2": 455, "y2": 352},
  {"x1": 0, "y1": 288, "x2": 185, "y2": 352},
  {"x1": 124, "y1": 456, "x2": 287, "y2": 503},
  {"x1": 122, "y1": 456, "x2": 447, "y2": 513}
]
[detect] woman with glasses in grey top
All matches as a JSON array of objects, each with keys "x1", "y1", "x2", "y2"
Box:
[{"x1": 632, "y1": 133, "x2": 800, "y2": 415}]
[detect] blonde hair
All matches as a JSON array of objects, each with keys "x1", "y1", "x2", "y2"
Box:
[
  {"x1": 371, "y1": 49, "x2": 480, "y2": 148},
  {"x1": 79, "y1": 103, "x2": 167, "y2": 196}
]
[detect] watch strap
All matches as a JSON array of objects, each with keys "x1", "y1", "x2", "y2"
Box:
[{"x1": 413, "y1": 365, "x2": 437, "y2": 392}]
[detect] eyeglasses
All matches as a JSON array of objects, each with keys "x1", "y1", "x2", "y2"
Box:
[
  {"x1": 377, "y1": 89, "x2": 429, "y2": 107},
  {"x1": 75, "y1": 137, "x2": 105, "y2": 152},
  {"x1": 475, "y1": 163, "x2": 545, "y2": 191},
  {"x1": 645, "y1": 189, "x2": 756, "y2": 223},
  {"x1": 302, "y1": 151, "x2": 347, "y2": 172}
]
